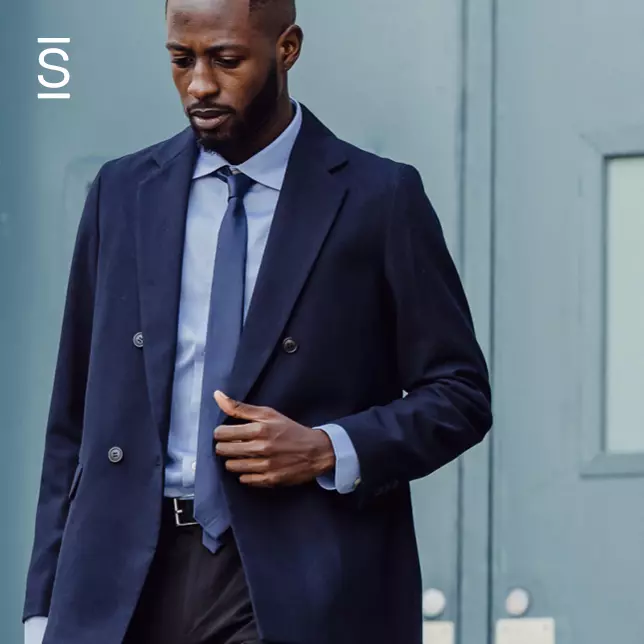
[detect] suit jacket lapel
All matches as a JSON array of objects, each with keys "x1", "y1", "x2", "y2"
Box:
[
  {"x1": 228, "y1": 108, "x2": 349, "y2": 404},
  {"x1": 135, "y1": 128, "x2": 198, "y2": 441}
]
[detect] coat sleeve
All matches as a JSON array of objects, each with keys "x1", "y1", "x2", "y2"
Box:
[
  {"x1": 334, "y1": 163, "x2": 492, "y2": 500},
  {"x1": 22, "y1": 167, "x2": 102, "y2": 621}
]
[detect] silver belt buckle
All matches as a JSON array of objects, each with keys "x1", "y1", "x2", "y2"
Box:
[{"x1": 172, "y1": 498, "x2": 198, "y2": 527}]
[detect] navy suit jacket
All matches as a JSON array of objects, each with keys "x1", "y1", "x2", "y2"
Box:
[{"x1": 24, "y1": 106, "x2": 492, "y2": 644}]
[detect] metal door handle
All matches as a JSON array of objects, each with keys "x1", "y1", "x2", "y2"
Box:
[
  {"x1": 505, "y1": 588, "x2": 531, "y2": 617},
  {"x1": 422, "y1": 588, "x2": 447, "y2": 619}
]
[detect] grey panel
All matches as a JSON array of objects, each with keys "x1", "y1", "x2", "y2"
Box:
[{"x1": 492, "y1": 0, "x2": 644, "y2": 642}]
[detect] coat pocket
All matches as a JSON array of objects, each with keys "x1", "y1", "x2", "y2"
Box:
[{"x1": 68, "y1": 463, "x2": 83, "y2": 502}]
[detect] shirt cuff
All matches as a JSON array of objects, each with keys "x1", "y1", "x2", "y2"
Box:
[
  {"x1": 24, "y1": 617, "x2": 48, "y2": 644},
  {"x1": 315, "y1": 423, "x2": 362, "y2": 494}
]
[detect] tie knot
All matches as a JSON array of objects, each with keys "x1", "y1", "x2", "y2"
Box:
[{"x1": 215, "y1": 166, "x2": 254, "y2": 200}]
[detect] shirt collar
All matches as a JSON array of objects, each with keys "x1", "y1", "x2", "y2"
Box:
[{"x1": 191, "y1": 100, "x2": 303, "y2": 190}]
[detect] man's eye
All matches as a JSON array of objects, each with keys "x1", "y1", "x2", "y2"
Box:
[
  {"x1": 218, "y1": 58, "x2": 242, "y2": 69},
  {"x1": 172, "y1": 57, "x2": 193, "y2": 68}
]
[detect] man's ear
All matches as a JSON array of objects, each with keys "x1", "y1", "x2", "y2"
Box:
[{"x1": 279, "y1": 24, "x2": 303, "y2": 72}]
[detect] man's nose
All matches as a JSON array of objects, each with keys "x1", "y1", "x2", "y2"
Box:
[{"x1": 187, "y1": 60, "x2": 219, "y2": 100}]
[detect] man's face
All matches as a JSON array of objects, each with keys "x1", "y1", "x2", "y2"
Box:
[{"x1": 166, "y1": 0, "x2": 283, "y2": 155}]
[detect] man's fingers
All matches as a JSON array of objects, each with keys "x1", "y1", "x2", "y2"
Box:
[
  {"x1": 213, "y1": 391, "x2": 273, "y2": 421},
  {"x1": 224, "y1": 458, "x2": 270, "y2": 474},
  {"x1": 214, "y1": 422, "x2": 262, "y2": 442},
  {"x1": 239, "y1": 473, "x2": 279, "y2": 487},
  {"x1": 238, "y1": 470, "x2": 303, "y2": 487},
  {"x1": 216, "y1": 438, "x2": 269, "y2": 458}
]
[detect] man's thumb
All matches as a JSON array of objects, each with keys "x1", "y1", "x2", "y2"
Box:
[
  {"x1": 214, "y1": 390, "x2": 232, "y2": 408},
  {"x1": 213, "y1": 390, "x2": 253, "y2": 419}
]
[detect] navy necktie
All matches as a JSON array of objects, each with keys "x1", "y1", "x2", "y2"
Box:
[{"x1": 194, "y1": 166, "x2": 254, "y2": 553}]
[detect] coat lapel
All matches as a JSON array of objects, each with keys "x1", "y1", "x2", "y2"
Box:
[
  {"x1": 135, "y1": 128, "x2": 198, "y2": 441},
  {"x1": 228, "y1": 108, "x2": 349, "y2": 404}
]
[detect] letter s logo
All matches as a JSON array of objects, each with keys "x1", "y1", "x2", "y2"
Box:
[{"x1": 38, "y1": 48, "x2": 70, "y2": 89}]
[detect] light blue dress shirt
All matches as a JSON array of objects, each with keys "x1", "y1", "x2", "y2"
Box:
[{"x1": 164, "y1": 100, "x2": 361, "y2": 498}]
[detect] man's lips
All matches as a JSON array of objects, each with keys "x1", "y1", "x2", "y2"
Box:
[{"x1": 189, "y1": 109, "x2": 232, "y2": 130}]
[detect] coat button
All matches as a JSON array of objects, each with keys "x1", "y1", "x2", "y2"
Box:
[
  {"x1": 108, "y1": 446, "x2": 124, "y2": 463},
  {"x1": 133, "y1": 332, "x2": 144, "y2": 348},
  {"x1": 282, "y1": 337, "x2": 298, "y2": 354}
]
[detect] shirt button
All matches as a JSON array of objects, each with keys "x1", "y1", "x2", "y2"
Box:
[
  {"x1": 108, "y1": 446, "x2": 124, "y2": 464},
  {"x1": 133, "y1": 332, "x2": 144, "y2": 349},
  {"x1": 282, "y1": 337, "x2": 299, "y2": 354},
  {"x1": 354, "y1": 477, "x2": 362, "y2": 489}
]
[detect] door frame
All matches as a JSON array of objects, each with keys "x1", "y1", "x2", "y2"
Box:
[{"x1": 459, "y1": 0, "x2": 496, "y2": 642}]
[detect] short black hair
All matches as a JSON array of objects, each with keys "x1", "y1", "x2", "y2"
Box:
[
  {"x1": 250, "y1": 0, "x2": 296, "y2": 35},
  {"x1": 165, "y1": 0, "x2": 297, "y2": 28},
  {"x1": 250, "y1": 0, "x2": 296, "y2": 19}
]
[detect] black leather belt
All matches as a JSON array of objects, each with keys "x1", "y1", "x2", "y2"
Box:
[{"x1": 163, "y1": 497, "x2": 198, "y2": 527}]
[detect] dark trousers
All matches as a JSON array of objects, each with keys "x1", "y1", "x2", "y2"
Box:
[{"x1": 124, "y1": 510, "x2": 260, "y2": 644}]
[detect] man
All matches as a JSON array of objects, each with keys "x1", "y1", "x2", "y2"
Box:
[{"x1": 23, "y1": 0, "x2": 492, "y2": 642}]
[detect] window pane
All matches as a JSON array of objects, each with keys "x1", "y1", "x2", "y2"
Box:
[{"x1": 605, "y1": 156, "x2": 644, "y2": 453}]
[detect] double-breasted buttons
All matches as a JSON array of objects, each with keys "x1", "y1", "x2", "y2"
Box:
[
  {"x1": 282, "y1": 337, "x2": 299, "y2": 354},
  {"x1": 108, "y1": 446, "x2": 124, "y2": 464},
  {"x1": 133, "y1": 332, "x2": 144, "y2": 348}
]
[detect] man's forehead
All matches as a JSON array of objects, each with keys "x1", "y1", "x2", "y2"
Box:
[{"x1": 168, "y1": 0, "x2": 252, "y2": 27}]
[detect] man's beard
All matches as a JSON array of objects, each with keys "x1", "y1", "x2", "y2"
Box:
[{"x1": 191, "y1": 61, "x2": 280, "y2": 158}]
